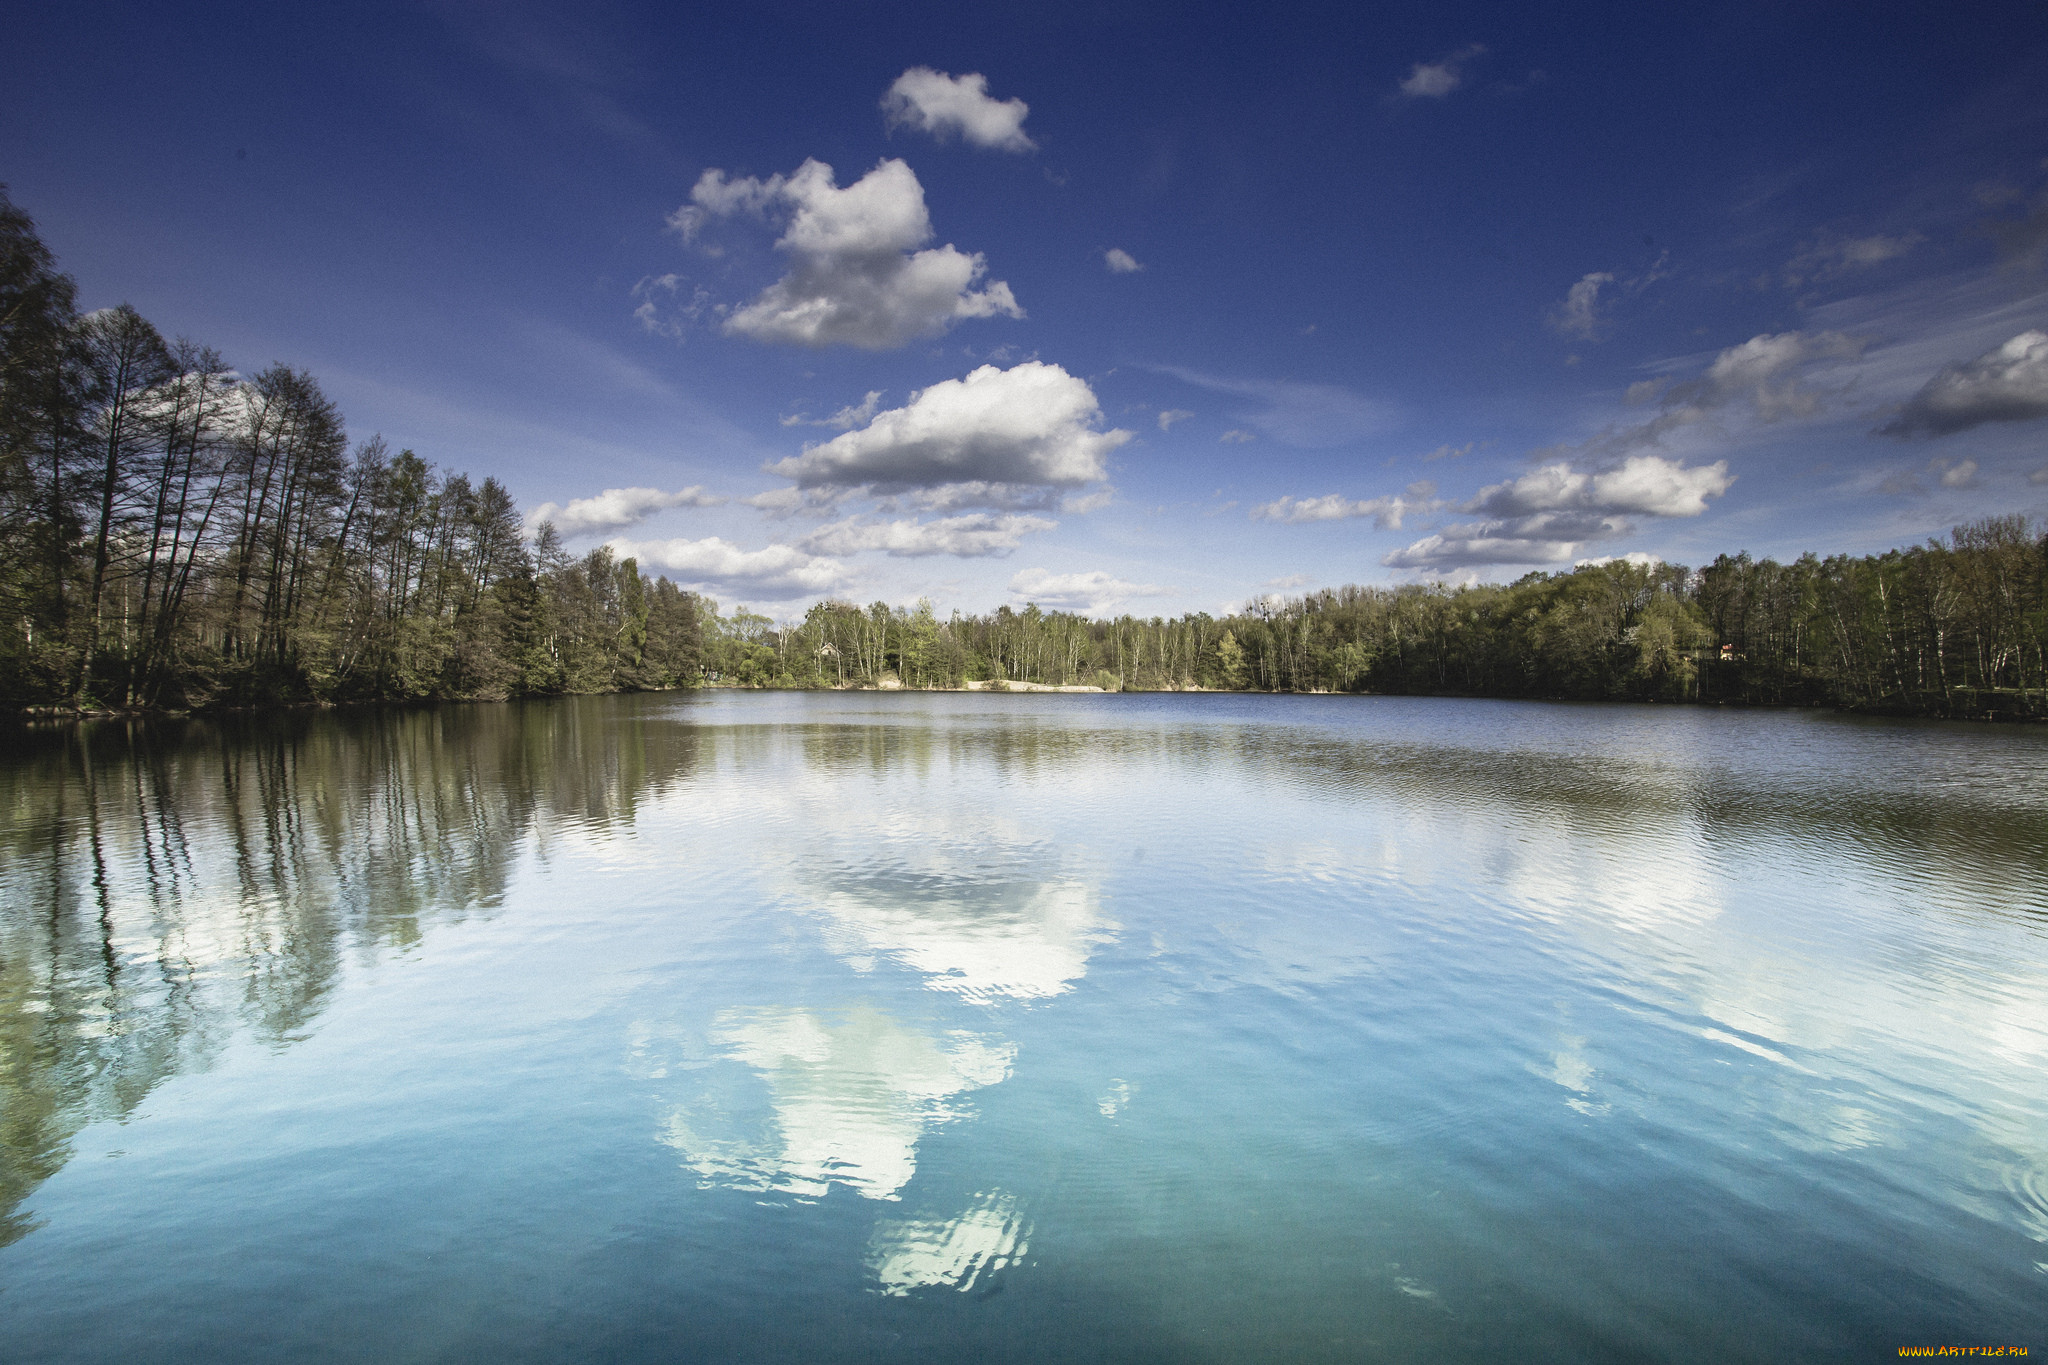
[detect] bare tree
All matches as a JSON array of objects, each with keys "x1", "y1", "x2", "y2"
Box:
[{"x1": 74, "y1": 303, "x2": 176, "y2": 698}]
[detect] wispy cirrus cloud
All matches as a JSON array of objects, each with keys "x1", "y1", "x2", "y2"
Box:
[
  {"x1": 1986, "y1": 195, "x2": 2048, "y2": 272},
  {"x1": 1549, "y1": 253, "x2": 1669, "y2": 341},
  {"x1": 1783, "y1": 230, "x2": 1923, "y2": 286},
  {"x1": 1395, "y1": 44, "x2": 1486, "y2": 99},
  {"x1": 630, "y1": 273, "x2": 711, "y2": 339},
  {"x1": 1878, "y1": 455, "x2": 1982, "y2": 497},
  {"x1": 782, "y1": 390, "x2": 884, "y2": 429},
  {"x1": 1252, "y1": 481, "x2": 1439, "y2": 528},
  {"x1": 1554, "y1": 329, "x2": 1865, "y2": 462},
  {"x1": 1009, "y1": 567, "x2": 1170, "y2": 616},
  {"x1": 1552, "y1": 272, "x2": 1614, "y2": 340},
  {"x1": 1153, "y1": 365, "x2": 1394, "y2": 448}
]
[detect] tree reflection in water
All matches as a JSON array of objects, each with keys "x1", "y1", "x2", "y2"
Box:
[{"x1": 0, "y1": 695, "x2": 702, "y2": 1245}]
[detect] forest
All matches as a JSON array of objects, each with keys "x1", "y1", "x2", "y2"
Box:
[{"x1": 5, "y1": 187, "x2": 2045, "y2": 721}]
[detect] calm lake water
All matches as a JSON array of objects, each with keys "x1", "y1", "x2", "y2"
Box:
[{"x1": 2, "y1": 691, "x2": 2045, "y2": 1362}]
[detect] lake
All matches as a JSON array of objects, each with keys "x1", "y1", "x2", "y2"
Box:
[{"x1": 2, "y1": 691, "x2": 2045, "y2": 1362}]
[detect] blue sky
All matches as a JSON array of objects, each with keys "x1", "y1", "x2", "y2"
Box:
[{"x1": 6, "y1": 0, "x2": 2047, "y2": 615}]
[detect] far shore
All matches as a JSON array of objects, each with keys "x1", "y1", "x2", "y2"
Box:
[{"x1": 20, "y1": 679, "x2": 2044, "y2": 727}]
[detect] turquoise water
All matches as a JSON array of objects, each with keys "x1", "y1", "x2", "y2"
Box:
[{"x1": 2, "y1": 691, "x2": 2045, "y2": 1361}]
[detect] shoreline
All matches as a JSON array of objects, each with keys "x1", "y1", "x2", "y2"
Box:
[{"x1": 14, "y1": 682, "x2": 2044, "y2": 726}]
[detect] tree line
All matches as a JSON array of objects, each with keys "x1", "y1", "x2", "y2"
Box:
[
  {"x1": 698, "y1": 523, "x2": 2046, "y2": 720},
  {"x1": 5, "y1": 186, "x2": 2044, "y2": 719},
  {"x1": 1, "y1": 188, "x2": 703, "y2": 709}
]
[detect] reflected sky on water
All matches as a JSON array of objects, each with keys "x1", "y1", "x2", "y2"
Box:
[{"x1": 1, "y1": 692, "x2": 2045, "y2": 1362}]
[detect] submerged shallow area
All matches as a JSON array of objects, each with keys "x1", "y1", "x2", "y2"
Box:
[{"x1": 2, "y1": 691, "x2": 2045, "y2": 1362}]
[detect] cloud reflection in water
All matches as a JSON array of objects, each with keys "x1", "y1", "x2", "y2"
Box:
[
  {"x1": 811, "y1": 877, "x2": 1108, "y2": 1003},
  {"x1": 869, "y1": 1189, "x2": 1031, "y2": 1296},
  {"x1": 661, "y1": 1005, "x2": 1011, "y2": 1201}
]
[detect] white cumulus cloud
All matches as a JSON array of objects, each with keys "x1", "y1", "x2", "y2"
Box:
[
  {"x1": 1384, "y1": 455, "x2": 1734, "y2": 571},
  {"x1": 1009, "y1": 568, "x2": 1170, "y2": 617},
  {"x1": 1574, "y1": 552, "x2": 1664, "y2": 569},
  {"x1": 882, "y1": 68, "x2": 1035, "y2": 152},
  {"x1": 526, "y1": 485, "x2": 725, "y2": 538},
  {"x1": 741, "y1": 486, "x2": 860, "y2": 519},
  {"x1": 605, "y1": 535, "x2": 848, "y2": 597},
  {"x1": 1156, "y1": 409, "x2": 1193, "y2": 431},
  {"x1": 1467, "y1": 455, "x2": 1733, "y2": 520},
  {"x1": 671, "y1": 158, "x2": 1021, "y2": 350},
  {"x1": 1880, "y1": 330, "x2": 2048, "y2": 437},
  {"x1": 799, "y1": 513, "x2": 1056, "y2": 558},
  {"x1": 1383, "y1": 530, "x2": 1588, "y2": 568},
  {"x1": 1104, "y1": 248, "x2": 1143, "y2": 273},
  {"x1": 767, "y1": 361, "x2": 1128, "y2": 502}
]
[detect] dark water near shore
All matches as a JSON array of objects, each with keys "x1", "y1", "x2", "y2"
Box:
[{"x1": 2, "y1": 691, "x2": 2045, "y2": 1362}]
